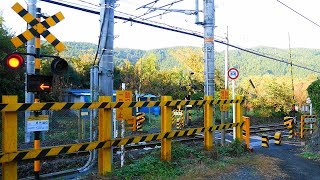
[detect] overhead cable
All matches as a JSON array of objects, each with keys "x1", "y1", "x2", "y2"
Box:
[
  {"x1": 39, "y1": 0, "x2": 320, "y2": 73},
  {"x1": 277, "y1": 0, "x2": 320, "y2": 29}
]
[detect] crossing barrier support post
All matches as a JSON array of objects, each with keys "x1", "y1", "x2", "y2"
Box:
[
  {"x1": 204, "y1": 96, "x2": 214, "y2": 150},
  {"x1": 300, "y1": 116, "x2": 305, "y2": 139},
  {"x1": 98, "y1": 96, "x2": 112, "y2": 175},
  {"x1": 274, "y1": 131, "x2": 282, "y2": 145},
  {"x1": 243, "y1": 116, "x2": 250, "y2": 149},
  {"x1": 288, "y1": 120, "x2": 294, "y2": 138},
  {"x1": 261, "y1": 134, "x2": 269, "y2": 148},
  {"x1": 235, "y1": 95, "x2": 243, "y2": 141},
  {"x1": 2, "y1": 95, "x2": 18, "y2": 180},
  {"x1": 161, "y1": 96, "x2": 172, "y2": 161}
]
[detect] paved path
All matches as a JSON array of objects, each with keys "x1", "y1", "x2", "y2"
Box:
[
  {"x1": 255, "y1": 140, "x2": 320, "y2": 180},
  {"x1": 217, "y1": 134, "x2": 320, "y2": 179}
]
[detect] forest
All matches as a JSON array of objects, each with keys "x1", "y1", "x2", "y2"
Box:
[{"x1": 1, "y1": 15, "x2": 320, "y2": 117}]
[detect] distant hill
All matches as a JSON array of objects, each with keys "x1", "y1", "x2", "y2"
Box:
[{"x1": 61, "y1": 41, "x2": 320, "y2": 78}]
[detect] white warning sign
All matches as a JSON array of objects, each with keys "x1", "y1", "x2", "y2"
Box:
[{"x1": 27, "y1": 115, "x2": 49, "y2": 132}]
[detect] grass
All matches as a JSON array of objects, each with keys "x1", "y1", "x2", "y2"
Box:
[
  {"x1": 300, "y1": 151, "x2": 320, "y2": 161},
  {"x1": 88, "y1": 140, "x2": 250, "y2": 179},
  {"x1": 83, "y1": 138, "x2": 291, "y2": 179}
]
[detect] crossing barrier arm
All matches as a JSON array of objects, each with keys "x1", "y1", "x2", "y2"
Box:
[
  {"x1": 0, "y1": 98, "x2": 244, "y2": 112},
  {"x1": 0, "y1": 122, "x2": 245, "y2": 164}
]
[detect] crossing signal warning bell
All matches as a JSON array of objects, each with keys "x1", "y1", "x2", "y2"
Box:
[{"x1": 3, "y1": 53, "x2": 24, "y2": 70}]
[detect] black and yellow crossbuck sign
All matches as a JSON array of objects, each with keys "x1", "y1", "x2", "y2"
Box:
[{"x1": 11, "y1": 2, "x2": 65, "y2": 52}]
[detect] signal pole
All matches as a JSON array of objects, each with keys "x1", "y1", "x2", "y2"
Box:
[
  {"x1": 25, "y1": 0, "x2": 37, "y2": 143},
  {"x1": 98, "y1": 0, "x2": 115, "y2": 170},
  {"x1": 203, "y1": 0, "x2": 215, "y2": 96}
]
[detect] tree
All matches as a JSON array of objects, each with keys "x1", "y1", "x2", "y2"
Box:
[
  {"x1": 307, "y1": 79, "x2": 320, "y2": 115},
  {"x1": 0, "y1": 15, "x2": 25, "y2": 102}
]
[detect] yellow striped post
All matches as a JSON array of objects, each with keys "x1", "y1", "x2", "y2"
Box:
[
  {"x1": 2, "y1": 96, "x2": 18, "y2": 180},
  {"x1": 98, "y1": 96, "x2": 112, "y2": 175},
  {"x1": 261, "y1": 134, "x2": 269, "y2": 148},
  {"x1": 300, "y1": 116, "x2": 305, "y2": 139},
  {"x1": 274, "y1": 132, "x2": 282, "y2": 145},
  {"x1": 235, "y1": 95, "x2": 243, "y2": 141},
  {"x1": 243, "y1": 116, "x2": 250, "y2": 149},
  {"x1": 204, "y1": 96, "x2": 213, "y2": 150},
  {"x1": 161, "y1": 96, "x2": 172, "y2": 161}
]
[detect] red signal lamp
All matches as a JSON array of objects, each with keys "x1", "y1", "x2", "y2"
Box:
[{"x1": 4, "y1": 53, "x2": 24, "y2": 70}]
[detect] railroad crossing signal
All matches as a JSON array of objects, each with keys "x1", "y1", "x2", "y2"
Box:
[
  {"x1": 11, "y1": 2, "x2": 65, "y2": 52},
  {"x1": 27, "y1": 75, "x2": 53, "y2": 92},
  {"x1": 2, "y1": 53, "x2": 24, "y2": 70}
]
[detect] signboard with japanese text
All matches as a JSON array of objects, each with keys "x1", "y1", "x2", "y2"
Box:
[
  {"x1": 220, "y1": 89, "x2": 229, "y2": 112},
  {"x1": 27, "y1": 115, "x2": 49, "y2": 132},
  {"x1": 116, "y1": 90, "x2": 133, "y2": 120}
]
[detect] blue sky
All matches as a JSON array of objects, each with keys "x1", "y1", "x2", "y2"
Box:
[{"x1": 1, "y1": 0, "x2": 320, "y2": 51}]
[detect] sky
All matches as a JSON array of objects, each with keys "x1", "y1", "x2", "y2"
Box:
[{"x1": 1, "y1": 0, "x2": 320, "y2": 51}]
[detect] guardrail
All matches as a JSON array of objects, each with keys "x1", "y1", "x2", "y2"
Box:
[{"x1": 1, "y1": 95, "x2": 246, "y2": 178}]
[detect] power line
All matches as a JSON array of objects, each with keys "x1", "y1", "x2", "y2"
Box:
[
  {"x1": 277, "y1": 0, "x2": 320, "y2": 29},
  {"x1": 136, "y1": 0, "x2": 184, "y2": 20},
  {"x1": 39, "y1": 0, "x2": 320, "y2": 73}
]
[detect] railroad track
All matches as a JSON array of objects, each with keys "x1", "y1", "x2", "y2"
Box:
[
  {"x1": 11, "y1": 123, "x2": 289, "y2": 179},
  {"x1": 224, "y1": 123, "x2": 286, "y2": 134}
]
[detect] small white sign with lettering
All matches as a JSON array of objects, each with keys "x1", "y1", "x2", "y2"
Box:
[{"x1": 27, "y1": 115, "x2": 49, "y2": 132}]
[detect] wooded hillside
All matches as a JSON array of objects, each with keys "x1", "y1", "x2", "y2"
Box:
[{"x1": 61, "y1": 42, "x2": 320, "y2": 78}]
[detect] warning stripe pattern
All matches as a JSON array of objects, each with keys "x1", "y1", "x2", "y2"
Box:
[
  {"x1": 301, "y1": 115, "x2": 317, "y2": 118},
  {"x1": 0, "y1": 99, "x2": 244, "y2": 112},
  {"x1": 0, "y1": 122, "x2": 244, "y2": 163},
  {"x1": 303, "y1": 128, "x2": 316, "y2": 132},
  {"x1": 10, "y1": 2, "x2": 65, "y2": 52}
]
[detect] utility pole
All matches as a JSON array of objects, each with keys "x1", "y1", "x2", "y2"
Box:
[
  {"x1": 99, "y1": 0, "x2": 115, "y2": 97},
  {"x1": 98, "y1": 0, "x2": 115, "y2": 169},
  {"x1": 25, "y1": 0, "x2": 37, "y2": 143},
  {"x1": 221, "y1": 27, "x2": 228, "y2": 146},
  {"x1": 203, "y1": 0, "x2": 215, "y2": 96}
]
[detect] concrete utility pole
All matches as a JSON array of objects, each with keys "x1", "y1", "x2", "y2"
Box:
[
  {"x1": 203, "y1": 0, "x2": 215, "y2": 96},
  {"x1": 99, "y1": 0, "x2": 115, "y2": 97},
  {"x1": 25, "y1": 0, "x2": 37, "y2": 143},
  {"x1": 221, "y1": 27, "x2": 229, "y2": 146}
]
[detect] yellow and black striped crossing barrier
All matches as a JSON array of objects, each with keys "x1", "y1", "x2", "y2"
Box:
[
  {"x1": 274, "y1": 132, "x2": 281, "y2": 145},
  {"x1": 0, "y1": 99, "x2": 244, "y2": 112},
  {"x1": 261, "y1": 134, "x2": 269, "y2": 148},
  {"x1": 0, "y1": 122, "x2": 244, "y2": 163}
]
